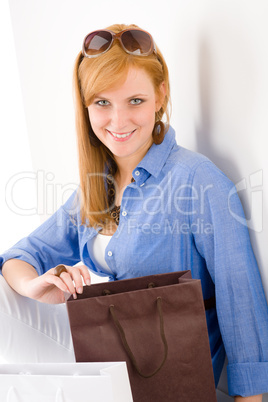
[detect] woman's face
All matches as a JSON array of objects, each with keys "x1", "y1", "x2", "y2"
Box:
[{"x1": 88, "y1": 67, "x2": 163, "y2": 165}]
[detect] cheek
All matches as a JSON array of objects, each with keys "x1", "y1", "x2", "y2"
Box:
[
  {"x1": 140, "y1": 106, "x2": 157, "y2": 127},
  {"x1": 134, "y1": 104, "x2": 156, "y2": 125},
  {"x1": 88, "y1": 108, "x2": 108, "y2": 129}
]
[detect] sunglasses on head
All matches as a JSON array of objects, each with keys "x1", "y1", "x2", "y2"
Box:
[{"x1": 82, "y1": 28, "x2": 156, "y2": 58}]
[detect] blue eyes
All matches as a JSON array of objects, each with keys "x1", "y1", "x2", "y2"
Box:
[
  {"x1": 130, "y1": 99, "x2": 143, "y2": 105},
  {"x1": 96, "y1": 99, "x2": 143, "y2": 106},
  {"x1": 97, "y1": 100, "x2": 110, "y2": 106}
]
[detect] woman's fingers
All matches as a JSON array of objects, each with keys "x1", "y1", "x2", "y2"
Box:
[
  {"x1": 65, "y1": 265, "x2": 91, "y2": 291},
  {"x1": 79, "y1": 265, "x2": 91, "y2": 286},
  {"x1": 45, "y1": 274, "x2": 70, "y2": 293},
  {"x1": 50, "y1": 265, "x2": 91, "y2": 299},
  {"x1": 68, "y1": 268, "x2": 84, "y2": 295},
  {"x1": 59, "y1": 270, "x2": 77, "y2": 298}
]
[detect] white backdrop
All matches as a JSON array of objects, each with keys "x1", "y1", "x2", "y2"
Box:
[{"x1": 1, "y1": 1, "x2": 268, "y2": 397}]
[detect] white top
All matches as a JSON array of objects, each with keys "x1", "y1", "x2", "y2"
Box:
[{"x1": 87, "y1": 234, "x2": 113, "y2": 275}]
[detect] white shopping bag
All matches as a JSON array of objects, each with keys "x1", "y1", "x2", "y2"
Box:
[{"x1": 0, "y1": 362, "x2": 133, "y2": 402}]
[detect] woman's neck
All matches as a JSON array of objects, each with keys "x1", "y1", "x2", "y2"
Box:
[
  {"x1": 114, "y1": 154, "x2": 139, "y2": 183},
  {"x1": 114, "y1": 165, "x2": 133, "y2": 188},
  {"x1": 113, "y1": 137, "x2": 153, "y2": 185}
]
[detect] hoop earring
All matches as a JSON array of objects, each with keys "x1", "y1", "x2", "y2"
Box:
[
  {"x1": 152, "y1": 121, "x2": 165, "y2": 145},
  {"x1": 89, "y1": 124, "x2": 102, "y2": 147}
]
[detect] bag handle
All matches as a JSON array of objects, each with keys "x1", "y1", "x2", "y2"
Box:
[{"x1": 109, "y1": 297, "x2": 168, "y2": 378}]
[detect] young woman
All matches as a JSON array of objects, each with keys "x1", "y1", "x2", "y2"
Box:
[{"x1": 1, "y1": 24, "x2": 267, "y2": 401}]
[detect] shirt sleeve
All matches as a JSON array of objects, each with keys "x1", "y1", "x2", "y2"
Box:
[
  {"x1": 0, "y1": 190, "x2": 81, "y2": 275},
  {"x1": 190, "y1": 161, "x2": 268, "y2": 397}
]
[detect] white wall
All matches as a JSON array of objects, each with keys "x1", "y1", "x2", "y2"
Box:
[{"x1": 0, "y1": 0, "x2": 40, "y2": 252}]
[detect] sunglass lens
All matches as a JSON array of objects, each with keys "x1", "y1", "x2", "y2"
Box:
[
  {"x1": 84, "y1": 31, "x2": 113, "y2": 56},
  {"x1": 121, "y1": 30, "x2": 153, "y2": 55}
]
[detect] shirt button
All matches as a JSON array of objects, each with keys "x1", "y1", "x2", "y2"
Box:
[
  {"x1": 107, "y1": 251, "x2": 113, "y2": 257},
  {"x1": 122, "y1": 211, "x2": 127, "y2": 217},
  {"x1": 134, "y1": 170, "x2": 140, "y2": 176},
  {"x1": 140, "y1": 183, "x2": 145, "y2": 187}
]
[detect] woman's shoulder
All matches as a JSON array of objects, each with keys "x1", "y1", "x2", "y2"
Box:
[
  {"x1": 60, "y1": 187, "x2": 84, "y2": 226},
  {"x1": 158, "y1": 126, "x2": 213, "y2": 174},
  {"x1": 166, "y1": 142, "x2": 232, "y2": 188},
  {"x1": 166, "y1": 142, "x2": 214, "y2": 174}
]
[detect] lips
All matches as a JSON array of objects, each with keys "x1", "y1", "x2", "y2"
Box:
[{"x1": 107, "y1": 129, "x2": 136, "y2": 141}]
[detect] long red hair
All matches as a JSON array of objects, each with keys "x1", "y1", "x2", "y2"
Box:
[{"x1": 73, "y1": 23, "x2": 171, "y2": 227}]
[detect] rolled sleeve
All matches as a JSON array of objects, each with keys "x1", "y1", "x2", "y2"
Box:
[
  {"x1": 227, "y1": 362, "x2": 268, "y2": 396},
  {"x1": 190, "y1": 162, "x2": 268, "y2": 396}
]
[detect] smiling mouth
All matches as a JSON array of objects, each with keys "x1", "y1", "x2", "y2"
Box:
[{"x1": 107, "y1": 129, "x2": 136, "y2": 139}]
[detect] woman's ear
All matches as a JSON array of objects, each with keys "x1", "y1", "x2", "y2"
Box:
[{"x1": 155, "y1": 81, "x2": 166, "y2": 112}]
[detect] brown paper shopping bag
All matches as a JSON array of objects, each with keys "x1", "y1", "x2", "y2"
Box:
[{"x1": 66, "y1": 270, "x2": 217, "y2": 402}]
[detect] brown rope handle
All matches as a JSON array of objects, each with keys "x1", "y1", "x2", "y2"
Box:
[{"x1": 109, "y1": 297, "x2": 168, "y2": 378}]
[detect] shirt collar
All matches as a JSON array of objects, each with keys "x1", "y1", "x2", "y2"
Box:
[{"x1": 133, "y1": 125, "x2": 176, "y2": 180}]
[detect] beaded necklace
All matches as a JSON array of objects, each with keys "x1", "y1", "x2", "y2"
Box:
[{"x1": 106, "y1": 165, "x2": 135, "y2": 225}]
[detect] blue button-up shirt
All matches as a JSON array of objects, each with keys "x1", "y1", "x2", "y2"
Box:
[{"x1": 1, "y1": 126, "x2": 268, "y2": 397}]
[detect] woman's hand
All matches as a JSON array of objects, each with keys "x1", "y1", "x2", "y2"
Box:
[
  {"x1": 2, "y1": 260, "x2": 91, "y2": 304},
  {"x1": 22, "y1": 265, "x2": 91, "y2": 304},
  {"x1": 235, "y1": 395, "x2": 263, "y2": 402}
]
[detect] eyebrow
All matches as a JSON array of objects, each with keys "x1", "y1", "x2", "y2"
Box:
[
  {"x1": 128, "y1": 93, "x2": 149, "y2": 98},
  {"x1": 94, "y1": 93, "x2": 149, "y2": 100}
]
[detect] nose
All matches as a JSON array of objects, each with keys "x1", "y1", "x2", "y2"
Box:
[{"x1": 110, "y1": 106, "x2": 129, "y2": 131}]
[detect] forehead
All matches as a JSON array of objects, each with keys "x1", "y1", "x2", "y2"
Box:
[{"x1": 95, "y1": 67, "x2": 155, "y2": 97}]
